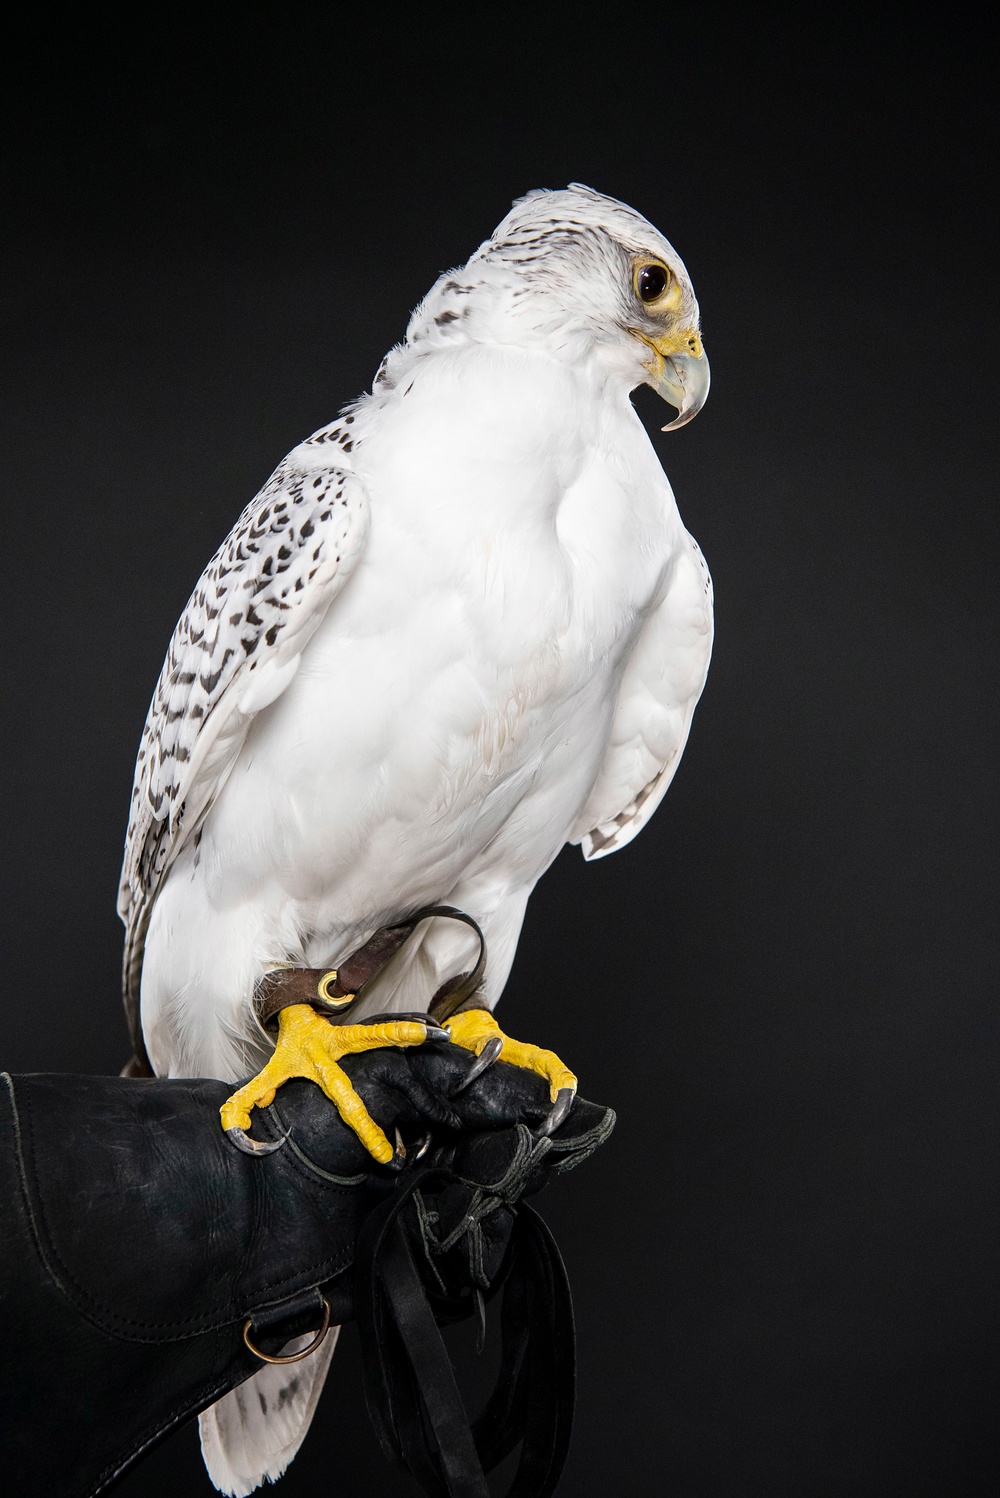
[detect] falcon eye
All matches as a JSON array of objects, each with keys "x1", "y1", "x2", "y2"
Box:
[{"x1": 636, "y1": 262, "x2": 669, "y2": 303}]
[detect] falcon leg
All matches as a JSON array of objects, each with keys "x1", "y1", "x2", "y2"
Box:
[
  {"x1": 220, "y1": 1005, "x2": 439, "y2": 1164},
  {"x1": 444, "y1": 1009, "x2": 577, "y2": 1132}
]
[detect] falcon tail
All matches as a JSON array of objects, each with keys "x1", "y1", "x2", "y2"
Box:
[{"x1": 198, "y1": 1331, "x2": 340, "y2": 1496}]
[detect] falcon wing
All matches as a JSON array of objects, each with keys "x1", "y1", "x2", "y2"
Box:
[
  {"x1": 571, "y1": 534, "x2": 713, "y2": 859},
  {"x1": 118, "y1": 434, "x2": 370, "y2": 1035}
]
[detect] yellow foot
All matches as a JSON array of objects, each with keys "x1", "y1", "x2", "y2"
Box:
[
  {"x1": 444, "y1": 1008, "x2": 578, "y2": 1130},
  {"x1": 221, "y1": 1005, "x2": 434, "y2": 1164}
]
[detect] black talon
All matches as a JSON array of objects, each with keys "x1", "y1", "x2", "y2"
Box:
[
  {"x1": 383, "y1": 1125, "x2": 408, "y2": 1173},
  {"x1": 537, "y1": 1087, "x2": 575, "y2": 1137},
  {"x1": 450, "y1": 1035, "x2": 504, "y2": 1094},
  {"x1": 225, "y1": 1126, "x2": 286, "y2": 1157}
]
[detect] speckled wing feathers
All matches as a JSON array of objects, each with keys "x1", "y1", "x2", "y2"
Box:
[{"x1": 118, "y1": 441, "x2": 370, "y2": 1015}]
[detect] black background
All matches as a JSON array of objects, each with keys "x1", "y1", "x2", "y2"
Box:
[{"x1": 2, "y1": 10, "x2": 997, "y2": 1496}]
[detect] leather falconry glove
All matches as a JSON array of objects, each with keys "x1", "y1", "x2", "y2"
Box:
[{"x1": 0, "y1": 1040, "x2": 613, "y2": 1498}]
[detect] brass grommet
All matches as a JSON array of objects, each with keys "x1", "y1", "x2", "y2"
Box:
[
  {"x1": 316, "y1": 970, "x2": 355, "y2": 1009},
  {"x1": 243, "y1": 1296, "x2": 331, "y2": 1365}
]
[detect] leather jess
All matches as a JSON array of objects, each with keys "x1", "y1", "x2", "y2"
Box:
[
  {"x1": 123, "y1": 904, "x2": 489, "y2": 1077},
  {"x1": 0, "y1": 1040, "x2": 613, "y2": 1497}
]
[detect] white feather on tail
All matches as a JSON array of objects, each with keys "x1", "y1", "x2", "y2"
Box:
[{"x1": 198, "y1": 1329, "x2": 340, "y2": 1496}]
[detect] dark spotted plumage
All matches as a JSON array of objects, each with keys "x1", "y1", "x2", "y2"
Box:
[{"x1": 118, "y1": 440, "x2": 369, "y2": 1019}]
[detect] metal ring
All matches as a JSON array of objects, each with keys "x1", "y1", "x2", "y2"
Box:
[
  {"x1": 243, "y1": 1296, "x2": 331, "y2": 1365},
  {"x1": 316, "y1": 970, "x2": 355, "y2": 1009}
]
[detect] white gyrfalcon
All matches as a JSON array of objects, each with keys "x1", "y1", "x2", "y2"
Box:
[{"x1": 118, "y1": 184, "x2": 714, "y2": 1495}]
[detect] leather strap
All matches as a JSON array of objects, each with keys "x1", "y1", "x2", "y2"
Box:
[
  {"x1": 354, "y1": 1166, "x2": 575, "y2": 1498},
  {"x1": 253, "y1": 905, "x2": 487, "y2": 1032}
]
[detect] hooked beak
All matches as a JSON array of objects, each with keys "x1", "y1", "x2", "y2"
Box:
[{"x1": 632, "y1": 327, "x2": 711, "y2": 431}]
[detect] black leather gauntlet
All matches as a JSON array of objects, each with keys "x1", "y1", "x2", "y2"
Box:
[{"x1": 0, "y1": 1044, "x2": 613, "y2": 1498}]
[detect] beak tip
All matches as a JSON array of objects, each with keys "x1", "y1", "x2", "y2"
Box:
[
  {"x1": 659, "y1": 406, "x2": 701, "y2": 434},
  {"x1": 656, "y1": 349, "x2": 710, "y2": 433}
]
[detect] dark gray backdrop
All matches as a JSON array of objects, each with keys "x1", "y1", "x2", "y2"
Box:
[{"x1": 2, "y1": 11, "x2": 996, "y2": 1496}]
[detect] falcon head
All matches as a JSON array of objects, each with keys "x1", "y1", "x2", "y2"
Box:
[{"x1": 405, "y1": 183, "x2": 709, "y2": 431}]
